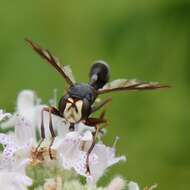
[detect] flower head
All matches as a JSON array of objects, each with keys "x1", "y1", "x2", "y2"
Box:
[
  {"x1": 55, "y1": 126, "x2": 126, "y2": 184},
  {"x1": 0, "y1": 89, "x2": 150, "y2": 190},
  {"x1": 0, "y1": 115, "x2": 36, "y2": 168}
]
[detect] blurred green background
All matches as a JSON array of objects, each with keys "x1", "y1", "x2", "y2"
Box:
[{"x1": 0, "y1": 0, "x2": 189, "y2": 189}]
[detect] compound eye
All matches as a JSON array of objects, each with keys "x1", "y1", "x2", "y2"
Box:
[
  {"x1": 82, "y1": 98, "x2": 91, "y2": 119},
  {"x1": 58, "y1": 94, "x2": 69, "y2": 115}
]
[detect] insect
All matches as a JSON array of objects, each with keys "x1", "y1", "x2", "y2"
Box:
[{"x1": 26, "y1": 39, "x2": 169, "y2": 174}]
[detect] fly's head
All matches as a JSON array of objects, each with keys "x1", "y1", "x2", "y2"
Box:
[{"x1": 59, "y1": 84, "x2": 97, "y2": 123}]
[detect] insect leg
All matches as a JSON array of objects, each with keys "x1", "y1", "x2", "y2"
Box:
[
  {"x1": 86, "y1": 124, "x2": 100, "y2": 174},
  {"x1": 91, "y1": 97, "x2": 112, "y2": 114},
  {"x1": 35, "y1": 107, "x2": 48, "y2": 153},
  {"x1": 48, "y1": 107, "x2": 60, "y2": 160},
  {"x1": 84, "y1": 110, "x2": 108, "y2": 174},
  {"x1": 85, "y1": 109, "x2": 107, "y2": 126}
]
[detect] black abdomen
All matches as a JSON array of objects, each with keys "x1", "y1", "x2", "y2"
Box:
[{"x1": 89, "y1": 61, "x2": 110, "y2": 90}]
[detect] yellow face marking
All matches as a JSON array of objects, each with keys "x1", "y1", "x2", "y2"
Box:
[
  {"x1": 63, "y1": 98, "x2": 83, "y2": 123},
  {"x1": 68, "y1": 98, "x2": 74, "y2": 103}
]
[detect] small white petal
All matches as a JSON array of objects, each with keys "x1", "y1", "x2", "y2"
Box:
[
  {"x1": 17, "y1": 90, "x2": 36, "y2": 113},
  {"x1": 0, "y1": 109, "x2": 11, "y2": 122},
  {"x1": 87, "y1": 143, "x2": 126, "y2": 183},
  {"x1": 0, "y1": 170, "x2": 32, "y2": 190},
  {"x1": 81, "y1": 131, "x2": 93, "y2": 141},
  {"x1": 0, "y1": 115, "x2": 17, "y2": 129},
  {"x1": 14, "y1": 116, "x2": 35, "y2": 145},
  {"x1": 128, "y1": 181, "x2": 140, "y2": 190},
  {"x1": 0, "y1": 133, "x2": 13, "y2": 145},
  {"x1": 75, "y1": 122, "x2": 96, "y2": 133},
  {"x1": 15, "y1": 174, "x2": 33, "y2": 186},
  {"x1": 15, "y1": 158, "x2": 31, "y2": 173},
  {"x1": 107, "y1": 176, "x2": 126, "y2": 190},
  {"x1": 86, "y1": 175, "x2": 94, "y2": 184},
  {"x1": 54, "y1": 117, "x2": 70, "y2": 137},
  {"x1": 2, "y1": 145, "x2": 18, "y2": 162}
]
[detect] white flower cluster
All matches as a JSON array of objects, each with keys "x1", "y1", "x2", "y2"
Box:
[
  {"x1": 0, "y1": 90, "x2": 127, "y2": 190},
  {"x1": 0, "y1": 90, "x2": 156, "y2": 190}
]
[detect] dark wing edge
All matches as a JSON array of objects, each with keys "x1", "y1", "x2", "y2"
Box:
[
  {"x1": 97, "y1": 79, "x2": 170, "y2": 94},
  {"x1": 25, "y1": 38, "x2": 76, "y2": 86}
]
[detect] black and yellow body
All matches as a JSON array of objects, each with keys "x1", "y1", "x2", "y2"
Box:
[{"x1": 58, "y1": 61, "x2": 109, "y2": 124}]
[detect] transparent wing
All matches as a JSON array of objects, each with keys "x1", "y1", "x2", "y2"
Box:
[
  {"x1": 25, "y1": 38, "x2": 76, "y2": 86},
  {"x1": 97, "y1": 79, "x2": 169, "y2": 94}
]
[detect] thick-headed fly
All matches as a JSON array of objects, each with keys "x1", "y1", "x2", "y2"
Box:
[{"x1": 26, "y1": 39, "x2": 169, "y2": 174}]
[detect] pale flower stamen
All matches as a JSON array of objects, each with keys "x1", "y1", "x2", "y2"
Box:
[
  {"x1": 112, "y1": 136, "x2": 120, "y2": 148},
  {"x1": 30, "y1": 147, "x2": 57, "y2": 166},
  {"x1": 144, "y1": 184, "x2": 158, "y2": 190}
]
